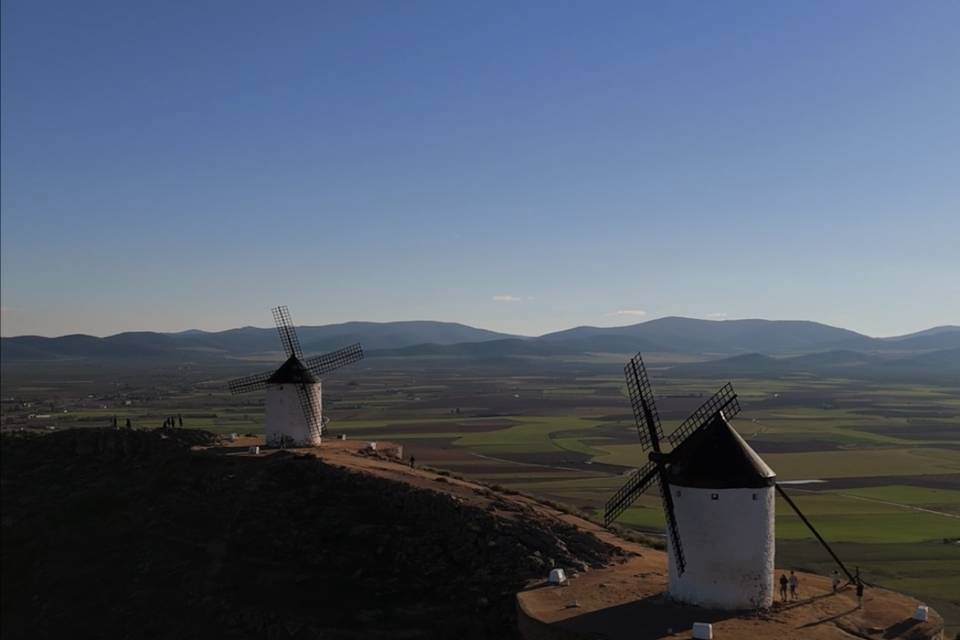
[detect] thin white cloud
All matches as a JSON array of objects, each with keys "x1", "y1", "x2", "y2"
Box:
[
  {"x1": 492, "y1": 295, "x2": 523, "y2": 303},
  {"x1": 706, "y1": 312, "x2": 728, "y2": 320},
  {"x1": 606, "y1": 309, "x2": 648, "y2": 317}
]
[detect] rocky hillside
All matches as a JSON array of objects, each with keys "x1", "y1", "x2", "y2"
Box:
[{"x1": 0, "y1": 429, "x2": 621, "y2": 640}]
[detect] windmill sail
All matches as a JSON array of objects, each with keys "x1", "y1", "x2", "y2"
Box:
[
  {"x1": 296, "y1": 384, "x2": 323, "y2": 440},
  {"x1": 668, "y1": 382, "x2": 740, "y2": 447},
  {"x1": 604, "y1": 461, "x2": 659, "y2": 526},
  {"x1": 625, "y1": 354, "x2": 664, "y2": 450},
  {"x1": 228, "y1": 370, "x2": 272, "y2": 394},
  {"x1": 272, "y1": 305, "x2": 303, "y2": 359},
  {"x1": 303, "y1": 343, "x2": 364, "y2": 378},
  {"x1": 658, "y1": 466, "x2": 686, "y2": 574}
]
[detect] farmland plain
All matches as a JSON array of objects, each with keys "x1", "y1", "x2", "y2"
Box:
[{"x1": 2, "y1": 354, "x2": 958, "y2": 633}]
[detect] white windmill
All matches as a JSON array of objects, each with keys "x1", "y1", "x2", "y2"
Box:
[
  {"x1": 228, "y1": 306, "x2": 363, "y2": 447},
  {"x1": 605, "y1": 353, "x2": 855, "y2": 609}
]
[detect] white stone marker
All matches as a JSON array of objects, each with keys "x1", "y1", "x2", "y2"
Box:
[{"x1": 692, "y1": 622, "x2": 713, "y2": 639}]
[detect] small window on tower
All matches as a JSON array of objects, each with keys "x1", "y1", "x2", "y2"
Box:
[
  {"x1": 752, "y1": 493, "x2": 758, "y2": 500},
  {"x1": 710, "y1": 493, "x2": 719, "y2": 500},
  {"x1": 676, "y1": 490, "x2": 681, "y2": 497}
]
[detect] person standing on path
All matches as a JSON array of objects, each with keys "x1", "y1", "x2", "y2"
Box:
[
  {"x1": 779, "y1": 573, "x2": 789, "y2": 602},
  {"x1": 409, "y1": 455, "x2": 416, "y2": 469},
  {"x1": 831, "y1": 570, "x2": 841, "y2": 593},
  {"x1": 856, "y1": 578, "x2": 865, "y2": 609},
  {"x1": 789, "y1": 571, "x2": 799, "y2": 600}
]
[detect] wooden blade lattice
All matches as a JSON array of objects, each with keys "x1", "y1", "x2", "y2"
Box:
[
  {"x1": 604, "y1": 461, "x2": 659, "y2": 525},
  {"x1": 228, "y1": 370, "x2": 272, "y2": 394},
  {"x1": 303, "y1": 343, "x2": 364, "y2": 378},
  {"x1": 624, "y1": 353, "x2": 664, "y2": 451},
  {"x1": 668, "y1": 382, "x2": 740, "y2": 448},
  {"x1": 272, "y1": 305, "x2": 303, "y2": 359}
]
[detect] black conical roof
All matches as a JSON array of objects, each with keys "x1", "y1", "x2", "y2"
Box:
[
  {"x1": 667, "y1": 413, "x2": 775, "y2": 489},
  {"x1": 266, "y1": 355, "x2": 318, "y2": 385}
]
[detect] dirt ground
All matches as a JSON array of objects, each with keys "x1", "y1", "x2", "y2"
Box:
[{"x1": 517, "y1": 557, "x2": 943, "y2": 640}]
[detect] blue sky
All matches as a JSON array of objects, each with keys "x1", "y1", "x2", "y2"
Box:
[{"x1": 2, "y1": 1, "x2": 958, "y2": 337}]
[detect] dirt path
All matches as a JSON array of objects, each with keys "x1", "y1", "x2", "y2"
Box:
[
  {"x1": 789, "y1": 485, "x2": 960, "y2": 519},
  {"x1": 468, "y1": 449, "x2": 614, "y2": 477}
]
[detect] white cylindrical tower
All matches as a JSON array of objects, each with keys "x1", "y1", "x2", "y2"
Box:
[
  {"x1": 264, "y1": 382, "x2": 322, "y2": 447},
  {"x1": 665, "y1": 414, "x2": 776, "y2": 609},
  {"x1": 262, "y1": 355, "x2": 323, "y2": 447}
]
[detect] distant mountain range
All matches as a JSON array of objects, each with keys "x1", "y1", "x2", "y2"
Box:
[
  {"x1": 665, "y1": 347, "x2": 960, "y2": 384},
  {"x1": 537, "y1": 317, "x2": 960, "y2": 354},
  {"x1": 3, "y1": 318, "x2": 958, "y2": 383},
  {"x1": 0, "y1": 321, "x2": 513, "y2": 361}
]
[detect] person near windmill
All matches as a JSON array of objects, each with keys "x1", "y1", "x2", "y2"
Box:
[
  {"x1": 789, "y1": 571, "x2": 799, "y2": 600},
  {"x1": 779, "y1": 573, "x2": 789, "y2": 602}
]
